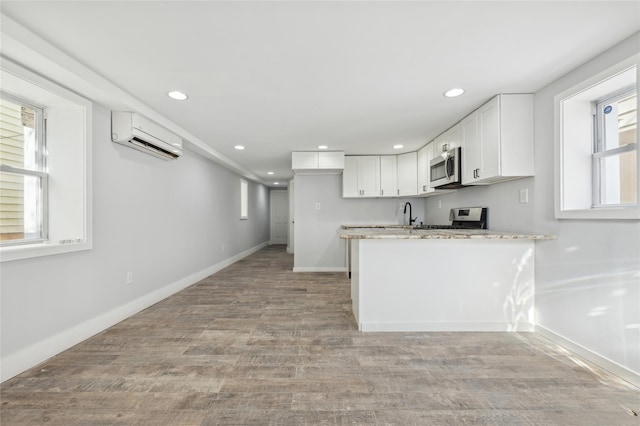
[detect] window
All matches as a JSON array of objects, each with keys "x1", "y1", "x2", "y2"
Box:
[
  {"x1": 0, "y1": 94, "x2": 47, "y2": 244},
  {"x1": 555, "y1": 57, "x2": 639, "y2": 220},
  {"x1": 593, "y1": 90, "x2": 637, "y2": 206},
  {"x1": 1, "y1": 59, "x2": 92, "y2": 262},
  {"x1": 240, "y1": 179, "x2": 248, "y2": 219}
]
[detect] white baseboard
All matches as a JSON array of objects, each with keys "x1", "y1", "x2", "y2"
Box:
[
  {"x1": 292, "y1": 266, "x2": 347, "y2": 273},
  {"x1": 359, "y1": 322, "x2": 534, "y2": 332},
  {"x1": 535, "y1": 324, "x2": 639, "y2": 388},
  {"x1": 0, "y1": 241, "x2": 269, "y2": 383}
]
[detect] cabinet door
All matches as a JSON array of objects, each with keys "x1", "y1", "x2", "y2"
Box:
[
  {"x1": 477, "y1": 96, "x2": 500, "y2": 180},
  {"x1": 380, "y1": 155, "x2": 397, "y2": 197},
  {"x1": 318, "y1": 151, "x2": 344, "y2": 169},
  {"x1": 434, "y1": 134, "x2": 448, "y2": 156},
  {"x1": 425, "y1": 141, "x2": 437, "y2": 191},
  {"x1": 397, "y1": 152, "x2": 417, "y2": 196},
  {"x1": 342, "y1": 156, "x2": 360, "y2": 197},
  {"x1": 417, "y1": 144, "x2": 431, "y2": 194},
  {"x1": 446, "y1": 124, "x2": 462, "y2": 150},
  {"x1": 461, "y1": 112, "x2": 480, "y2": 184},
  {"x1": 358, "y1": 156, "x2": 381, "y2": 197},
  {"x1": 292, "y1": 152, "x2": 318, "y2": 169}
]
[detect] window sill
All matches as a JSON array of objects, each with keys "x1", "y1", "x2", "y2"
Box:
[
  {"x1": 555, "y1": 205, "x2": 640, "y2": 220},
  {"x1": 0, "y1": 239, "x2": 92, "y2": 262}
]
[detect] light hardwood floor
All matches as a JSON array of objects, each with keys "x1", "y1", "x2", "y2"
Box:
[{"x1": 1, "y1": 245, "x2": 638, "y2": 425}]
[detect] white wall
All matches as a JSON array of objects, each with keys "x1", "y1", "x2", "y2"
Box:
[
  {"x1": 0, "y1": 104, "x2": 271, "y2": 381},
  {"x1": 425, "y1": 33, "x2": 640, "y2": 384},
  {"x1": 423, "y1": 179, "x2": 536, "y2": 232},
  {"x1": 293, "y1": 174, "x2": 425, "y2": 271}
]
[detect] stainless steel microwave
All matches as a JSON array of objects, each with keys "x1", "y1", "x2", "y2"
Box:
[{"x1": 430, "y1": 147, "x2": 465, "y2": 189}]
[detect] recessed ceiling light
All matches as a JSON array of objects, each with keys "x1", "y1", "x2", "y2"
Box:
[
  {"x1": 168, "y1": 91, "x2": 188, "y2": 101},
  {"x1": 274, "y1": 182, "x2": 280, "y2": 185},
  {"x1": 444, "y1": 88, "x2": 465, "y2": 98},
  {"x1": 234, "y1": 145, "x2": 245, "y2": 150},
  {"x1": 318, "y1": 145, "x2": 328, "y2": 150},
  {"x1": 393, "y1": 144, "x2": 404, "y2": 149},
  {"x1": 267, "y1": 171, "x2": 274, "y2": 175}
]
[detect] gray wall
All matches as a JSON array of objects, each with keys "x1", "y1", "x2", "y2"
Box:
[
  {"x1": 425, "y1": 34, "x2": 640, "y2": 377},
  {"x1": 293, "y1": 174, "x2": 425, "y2": 270},
  {"x1": 0, "y1": 103, "x2": 270, "y2": 370}
]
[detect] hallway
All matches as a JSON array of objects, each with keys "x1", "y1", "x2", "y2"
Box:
[{"x1": 1, "y1": 246, "x2": 638, "y2": 425}]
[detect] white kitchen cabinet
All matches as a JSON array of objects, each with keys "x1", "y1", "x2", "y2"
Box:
[
  {"x1": 379, "y1": 155, "x2": 397, "y2": 197},
  {"x1": 460, "y1": 112, "x2": 479, "y2": 184},
  {"x1": 292, "y1": 152, "x2": 318, "y2": 169},
  {"x1": 434, "y1": 123, "x2": 462, "y2": 155},
  {"x1": 417, "y1": 144, "x2": 430, "y2": 195},
  {"x1": 397, "y1": 152, "x2": 417, "y2": 196},
  {"x1": 343, "y1": 156, "x2": 381, "y2": 197},
  {"x1": 461, "y1": 94, "x2": 534, "y2": 185},
  {"x1": 318, "y1": 151, "x2": 345, "y2": 169},
  {"x1": 292, "y1": 151, "x2": 344, "y2": 174}
]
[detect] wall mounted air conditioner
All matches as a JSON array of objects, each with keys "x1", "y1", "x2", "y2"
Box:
[{"x1": 111, "y1": 111, "x2": 183, "y2": 160}]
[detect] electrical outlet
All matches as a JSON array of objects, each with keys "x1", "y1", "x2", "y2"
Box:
[
  {"x1": 315, "y1": 202, "x2": 321, "y2": 210},
  {"x1": 438, "y1": 199, "x2": 442, "y2": 209},
  {"x1": 519, "y1": 189, "x2": 529, "y2": 204},
  {"x1": 222, "y1": 243, "x2": 226, "y2": 252},
  {"x1": 126, "y1": 272, "x2": 133, "y2": 284}
]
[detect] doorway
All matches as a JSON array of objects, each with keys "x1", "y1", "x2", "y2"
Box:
[{"x1": 270, "y1": 189, "x2": 289, "y2": 245}]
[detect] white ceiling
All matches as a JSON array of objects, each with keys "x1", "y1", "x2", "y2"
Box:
[{"x1": 1, "y1": 1, "x2": 639, "y2": 186}]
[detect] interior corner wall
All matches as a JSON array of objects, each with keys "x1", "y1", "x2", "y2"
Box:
[
  {"x1": 293, "y1": 174, "x2": 425, "y2": 271},
  {"x1": 531, "y1": 34, "x2": 640, "y2": 381},
  {"x1": 0, "y1": 103, "x2": 271, "y2": 381},
  {"x1": 424, "y1": 33, "x2": 640, "y2": 382}
]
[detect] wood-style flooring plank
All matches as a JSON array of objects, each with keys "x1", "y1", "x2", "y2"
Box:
[{"x1": 1, "y1": 245, "x2": 638, "y2": 425}]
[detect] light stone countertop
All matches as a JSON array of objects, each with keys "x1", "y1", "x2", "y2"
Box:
[{"x1": 339, "y1": 226, "x2": 556, "y2": 240}]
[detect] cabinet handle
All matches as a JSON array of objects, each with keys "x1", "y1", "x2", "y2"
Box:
[
  {"x1": 423, "y1": 185, "x2": 426, "y2": 191},
  {"x1": 397, "y1": 189, "x2": 400, "y2": 195},
  {"x1": 381, "y1": 190, "x2": 384, "y2": 196}
]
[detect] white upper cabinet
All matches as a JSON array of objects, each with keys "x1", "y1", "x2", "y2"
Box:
[
  {"x1": 343, "y1": 156, "x2": 381, "y2": 197},
  {"x1": 445, "y1": 124, "x2": 462, "y2": 151},
  {"x1": 292, "y1": 152, "x2": 318, "y2": 169},
  {"x1": 417, "y1": 143, "x2": 431, "y2": 195},
  {"x1": 318, "y1": 151, "x2": 345, "y2": 169},
  {"x1": 343, "y1": 154, "x2": 416, "y2": 198},
  {"x1": 397, "y1": 152, "x2": 418, "y2": 196},
  {"x1": 434, "y1": 123, "x2": 462, "y2": 155},
  {"x1": 380, "y1": 155, "x2": 398, "y2": 197},
  {"x1": 461, "y1": 94, "x2": 534, "y2": 185},
  {"x1": 461, "y1": 112, "x2": 480, "y2": 184},
  {"x1": 292, "y1": 151, "x2": 344, "y2": 174}
]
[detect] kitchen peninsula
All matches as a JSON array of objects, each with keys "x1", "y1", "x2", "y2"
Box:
[{"x1": 340, "y1": 226, "x2": 555, "y2": 332}]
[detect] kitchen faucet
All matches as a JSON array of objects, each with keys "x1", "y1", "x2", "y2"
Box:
[{"x1": 403, "y1": 202, "x2": 417, "y2": 226}]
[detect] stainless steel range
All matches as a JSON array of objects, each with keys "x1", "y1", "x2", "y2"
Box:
[{"x1": 414, "y1": 207, "x2": 488, "y2": 230}]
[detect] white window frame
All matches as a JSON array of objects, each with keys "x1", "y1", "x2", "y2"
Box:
[
  {"x1": 240, "y1": 179, "x2": 248, "y2": 220},
  {"x1": 0, "y1": 58, "x2": 92, "y2": 262},
  {"x1": 593, "y1": 88, "x2": 637, "y2": 207},
  {"x1": 0, "y1": 93, "x2": 48, "y2": 244},
  {"x1": 554, "y1": 55, "x2": 639, "y2": 220}
]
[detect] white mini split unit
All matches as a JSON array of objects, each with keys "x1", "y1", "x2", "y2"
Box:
[{"x1": 111, "y1": 111, "x2": 183, "y2": 160}]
